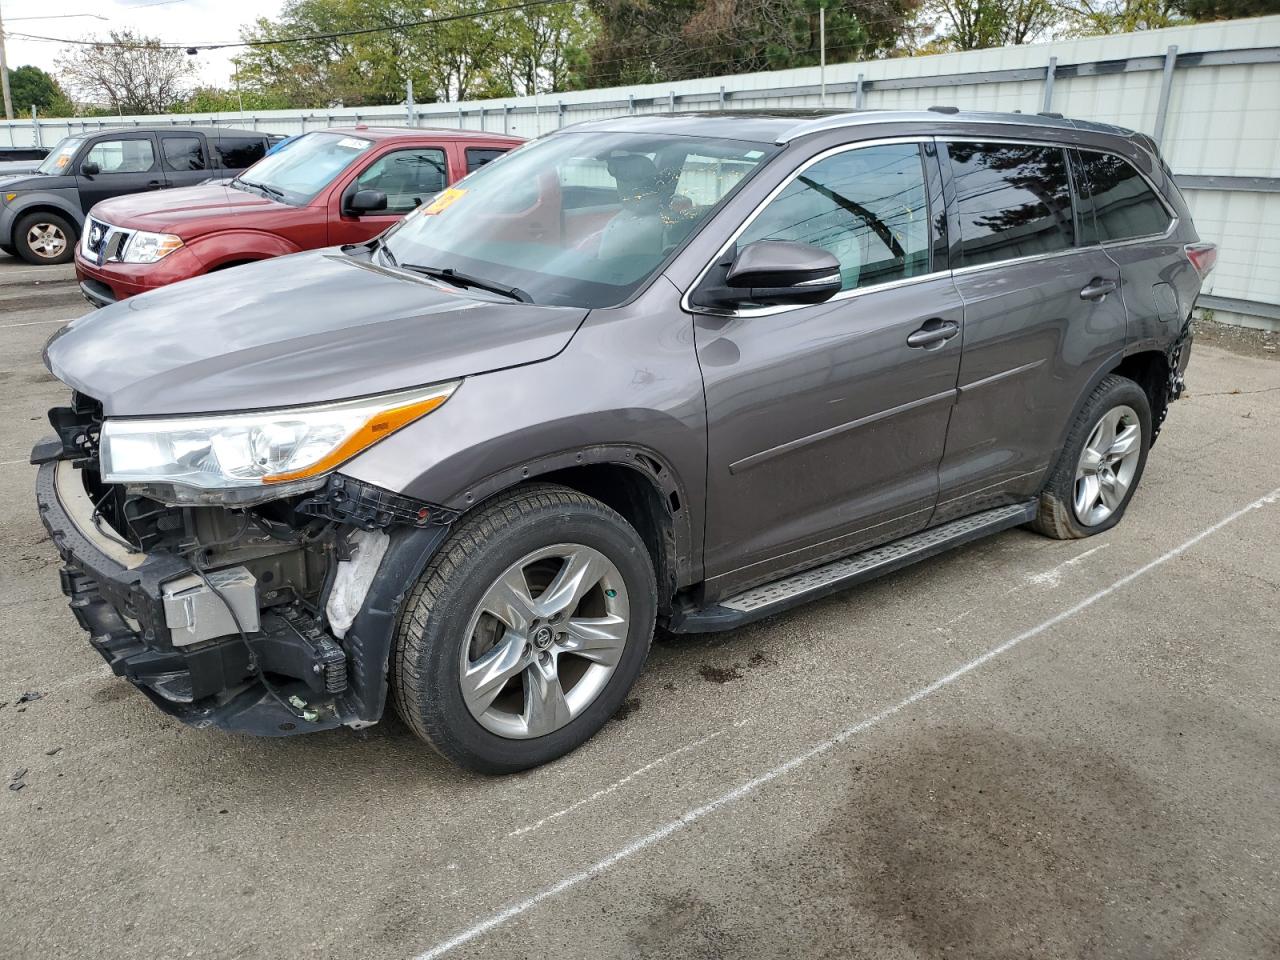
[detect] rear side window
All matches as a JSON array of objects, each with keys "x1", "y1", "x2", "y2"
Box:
[
  {"x1": 1076, "y1": 150, "x2": 1172, "y2": 243},
  {"x1": 465, "y1": 147, "x2": 507, "y2": 173},
  {"x1": 212, "y1": 136, "x2": 267, "y2": 169},
  {"x1": 161, "y1": 135, "x2": 205, "y2": 171},
  {"x1": 737, "y1": 142, "x2": 931, "y2": 291},
  {"x1": 948, "y1": 142, "x2": 1074, "y2": 266}
]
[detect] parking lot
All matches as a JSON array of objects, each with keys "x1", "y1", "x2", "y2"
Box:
[{"x1": 1, "y1": 255, "x2": 1277, "y2": 960}]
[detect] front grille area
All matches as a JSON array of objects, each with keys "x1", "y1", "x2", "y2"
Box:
[{"x1": 80, "y1": 218, "x2": 132, "y2": 263}]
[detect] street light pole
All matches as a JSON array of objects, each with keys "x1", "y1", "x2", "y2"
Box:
[{"x1": 0, "y1": 4, "x2": 14, "y2": 121}]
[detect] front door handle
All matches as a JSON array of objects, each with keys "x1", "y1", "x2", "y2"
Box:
[
  {"x1": 907, "y1": 319, "x2": 960, "y2": 349},
  {"x1": 1080, "y1": 277, "x2": 1118, "y2": 301}
]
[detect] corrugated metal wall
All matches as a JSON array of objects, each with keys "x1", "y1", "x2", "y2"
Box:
[{"x1": 11, "y1": 15, "x2": 1280, "y2": 327}]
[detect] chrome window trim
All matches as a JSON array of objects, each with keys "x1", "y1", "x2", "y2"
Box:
[{"x1": 681, "y1": 135, "x2": 939, "y2": 319}]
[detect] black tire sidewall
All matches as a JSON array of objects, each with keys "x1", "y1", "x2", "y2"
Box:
[
  {"x1": 404, "y1": 501, "x2": 656, "y2": 773},
  {"x1": 15, "y1": 211, "x2": 77, "y2": 265},
  {"x1": 1054, "y1": 378, "x2": 1152, "y2": 537}
]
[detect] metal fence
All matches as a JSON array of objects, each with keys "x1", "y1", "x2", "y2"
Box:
[{"x1": 10, "y1": 15, "x2": 1280, "y2": 329}]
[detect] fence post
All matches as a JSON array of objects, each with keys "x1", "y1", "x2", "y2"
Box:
[
  {"x1": 628, "y1": 94, "x2": 635, "y2": 115},
  {"x1": 479, "y1": 106, "x2": 485, "y2": 131},
  {"x1": 1043, "y1": 56, "x2": 1057, "y2": 113},
  {"x1": 719, "y1": 85, "x2": 726, "y2": 110},
  {"x1": 668, "y1": 90, "x2": 676, "y2": 114},
  {"x1": 457, "y1": 106, "x2": 464, "y2": 129},
  {"x1": 1153, "y1": 45, "x2": 1179, "y2": 145},
  {"x1": 855, "y1": 73, "x2": 864, "y2": 109},
  {"x1": 557, "y1": 100, "x2": 564, "y2": 128},
  {"x1": 406, "y1": 77, "x2": 416, "y2": 126},
  {"x1": 503, "y1": 103, "x2": 511, "y2": 134},
  {"x1": 30, "y1": 105, "x2": 40, "y2": 147}
]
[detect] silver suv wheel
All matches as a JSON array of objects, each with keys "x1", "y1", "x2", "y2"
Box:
[
  {"x1": 460, "y1": 543, "x2": 630, "y2": 739},
  {"x1": 26, "y1": 221, "x2": 68, "y2": 260},
  {"x1": 1073, "y1": 403, "x2": 1142, "y2": 526}
]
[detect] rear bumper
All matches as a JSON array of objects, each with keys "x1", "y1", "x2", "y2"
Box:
[{"x1": 34, "y1": 458, "x2": 350, "y2": 735}]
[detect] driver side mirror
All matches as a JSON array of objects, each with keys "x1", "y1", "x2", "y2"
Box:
[
  {"x1": 696, "y1": 240, "x2": 842, "y2": 309},
  {"x1": 79, "y1": 161, "x2": 100, "y2": 177},
  {"x1": 347, "y1": 188, "x2": 387, "y2": 215}
]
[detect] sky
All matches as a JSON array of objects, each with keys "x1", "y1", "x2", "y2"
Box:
[{"x1": 4, "y1": 0, "x2": 288, "y2": 91}]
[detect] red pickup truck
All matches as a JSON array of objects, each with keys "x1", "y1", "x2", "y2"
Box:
[{"x1": 75, "y1": 126, "x2": 522, "y2": 305}]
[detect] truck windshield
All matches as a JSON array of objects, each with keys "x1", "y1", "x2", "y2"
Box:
[
  {"x1": 380, "y1": 131, "x2": 776, "y2": 308},
  {"x1": 231, "y1": 131, "x2": 373, "y2": 205},
  {"x1": 36, "y1": 137, "x2": 85, "y2": 175}
]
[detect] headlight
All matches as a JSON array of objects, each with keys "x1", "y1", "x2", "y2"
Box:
[
  {"x1": 99, "y1": 381, "x2": 458, "y2": 504},
  {"x1": 120, "y1": 230, "x2": 184, "y2": 264}
]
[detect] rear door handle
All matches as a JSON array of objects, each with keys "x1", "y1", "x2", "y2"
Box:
[
  {"x1": 1080, "y1": 278, "x2": 1118, "y2": 301},
  {"x1": 906, "y1": 319, "x2": 960, "y2": 349}
]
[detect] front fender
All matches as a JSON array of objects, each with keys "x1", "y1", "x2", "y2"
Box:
[
  {"x1": 185, "y1": 230, "x2": 303, "y2": 270},
  {"x1": 3, "y1": 190, "x2": 83, "y2": 241}
]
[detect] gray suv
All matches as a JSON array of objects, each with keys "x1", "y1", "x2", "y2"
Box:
[{"x1": 33, "y1": 110, "x2": 1211, "y2": 772}]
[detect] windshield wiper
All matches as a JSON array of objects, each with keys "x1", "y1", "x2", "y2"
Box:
[
  {"x1": 232, "y1": 177, "x2": 287, "y2": 202},
  {"x1": 400, "y1": 264, "x2": 532, "y2": 303}
]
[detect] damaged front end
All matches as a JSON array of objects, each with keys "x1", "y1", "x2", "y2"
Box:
[{"x1": 33, "y1": 394, "x2": 456, "y2": 736}]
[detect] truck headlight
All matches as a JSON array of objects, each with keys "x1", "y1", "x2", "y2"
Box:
[
  {"x1": 100, "y1": 381, "x2": 458, "y2": 504},
  {"x1": 120, "y1": 230, "x2": 184, "y2": 263}
]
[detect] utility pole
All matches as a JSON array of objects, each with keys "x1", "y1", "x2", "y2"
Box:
[
  {"x1": 0, "y1": 4, "x2": 13, "y2": 122},
  {"x1": 819, "y1": 6, "x2": 826, "y2": 107}
]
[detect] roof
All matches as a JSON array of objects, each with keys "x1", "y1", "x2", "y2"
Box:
[
  {"x1": 321, "y1": 125, "x2": 524, "y2": 142},
  {"x1": 565, "y1": 109, "x2": 1139, "y2": 145}
]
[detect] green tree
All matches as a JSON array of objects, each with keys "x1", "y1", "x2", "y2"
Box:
[
  {"x1": 916, "y1": 0, "x2": 1058, "y2": 50},
  {"x1": 8, "y1": 65, "x2": 69, "y2": 114},
  {"x1": 55, "y1": 30, "x2": 194, "y2": 114},
  {"x1": 1173, "y1": 0, "x2": 1280, "y2": 17}
]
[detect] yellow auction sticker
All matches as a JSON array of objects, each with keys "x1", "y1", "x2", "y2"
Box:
[{"x1": 422, "y1": 187, "x2": 466, "y2": 215}]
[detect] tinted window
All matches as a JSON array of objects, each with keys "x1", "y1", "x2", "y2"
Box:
[
  {"x1": 1076, "y1": 151, "x2": 1172, "y2": 242},
  {"x1": 466, "y1": 147, "x2": 507, "y2": 173},
  {"x1": 948, "y1": 142, "x2": 1074, "y2": 266},
  {"x1": 355, "y1": 148, "x2": 448, "y2": 213},
  {"x1": 213, "y1": 136, "x2": 267, "y2": 169},
  {"x1": 161, "y1": 135, "x2": 205, "y2": 171},
  {"x1": 738, "y1": 143, "x2": 931, "y2": 291},
  {"x1": 84, "y1": 138, "x2": 156, "y2": 174}
]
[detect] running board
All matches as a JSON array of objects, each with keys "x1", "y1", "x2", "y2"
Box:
[{"x1": 670, "y1": 500, "x2": 1039, "y2": 633}]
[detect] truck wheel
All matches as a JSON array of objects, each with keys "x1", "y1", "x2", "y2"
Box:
[
  {"x1": 1032, "y1": 374, "x2": 1152, "y2": 540},
  {"x1": 391, "y1": 484, "x2": 657, "y2": 773},
  {"x1": 15, "y1": 211, "x2": 77, "y2": 265}
]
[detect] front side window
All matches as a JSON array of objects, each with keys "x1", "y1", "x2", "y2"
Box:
[
  {"x1": 1076, "y1": 150, "x2": 1172, "y2": 243},
  {"x1": 37, "y1": 137, "x2": 84, "y2": 175},
  {"x1": 162, "y1": 135, "x2": 205, "y2": 171},
  {"x1": 232, "y1": 132, "x2": 374, "y2": 205},
  {"x1": 737, "y1": 142, "x2": 931, "y2": 291},
  {"x1": 355, "y1": 148, "x2": 447, "y2": 213},
  {"x1": 84, "y1": 138, "x2": 156, "y2": 174},
  {"x1": 381, "y1": 131, "x2": 775, "y2": 308},
  {"x1": 213, "y1": 136, "x2": 267, "y2": 169},
  {"x1": 948, "y1": 142, "x2": 1074, "y2": 266}
]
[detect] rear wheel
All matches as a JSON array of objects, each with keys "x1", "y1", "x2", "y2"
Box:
[
  {"x1": 391, "y1": 484, "x2": 656, "y2": 773},
  {"x1": 1032, "y1": 375, "x2": 1151, "y2": 539},
  {"x1": 15, "y1": 211, "x2": 76, "y2": 265}
]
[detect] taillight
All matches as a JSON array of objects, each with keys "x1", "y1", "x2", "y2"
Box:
[{"x1": 1185, "y1": 242, "x2": 1217, "y2": 278}]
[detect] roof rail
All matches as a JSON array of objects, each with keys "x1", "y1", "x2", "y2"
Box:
[
  {"x1": 928, "y1": 105, "x2": 960, "y2": 114},
  {"x1": 1037, "y1": 111, "x2": 1064, "y2": 119}
]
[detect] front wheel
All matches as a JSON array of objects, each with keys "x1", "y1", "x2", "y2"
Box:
[
  {"x1": 15, "y1": 211, "x2": 77, "y2": 265},
  {"x1": 1032, "y1": 374, "x2": 1152, "y2": 540},
  {"x1": 391, "y1": 484, "x2": 656, "y2": 773}
]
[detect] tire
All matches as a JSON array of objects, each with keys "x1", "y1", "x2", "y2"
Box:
[
  {"x1": 391, "y1": 483, "x2": 657, "y2": 774},
  {"x1": 1031, "y1": 374, "x2": 1152, "y2": 540},
  {"x1": 15, "y1": 211, "x2": 77, "y2": 265}
]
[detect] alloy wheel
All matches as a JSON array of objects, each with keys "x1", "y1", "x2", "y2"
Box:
[
  {"x1": 1073, "y1": 404, "x2": 1142, "y2": 526},
  {"x1": 26, "y1": 222, "x2": 68, "y2": 260},
  {"x1": 459, "y1": 543, "x2": 630, "y2": 739}
]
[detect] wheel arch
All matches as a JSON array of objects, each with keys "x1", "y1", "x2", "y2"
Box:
[
  {"x1": 1052, "y1": 346, "x2": 1172, "y2": 459},
  {"x1": 446, "y1": 445, "x2": 697, "y2": 613},
  {"x1": 9, "y1": 200, "x2": 82, "y2": 244}
]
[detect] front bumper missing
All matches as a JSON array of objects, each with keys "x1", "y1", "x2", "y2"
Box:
[{"x1": 35, "y1": 459, "x2": 351, "y2": 736}]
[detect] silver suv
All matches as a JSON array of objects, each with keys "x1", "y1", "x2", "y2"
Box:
[{"x1": 33, "y1": 110, "x2": 1212, "y2": 772}]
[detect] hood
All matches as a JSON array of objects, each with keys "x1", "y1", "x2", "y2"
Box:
[
  {"x1": 92, "y1": 181, "x2": 286, "y2": 235},
  {"x1": 46, "y1": 249, "x2": 589, "y2": 415}
]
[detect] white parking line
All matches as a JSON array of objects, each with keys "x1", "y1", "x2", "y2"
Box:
[
  {"x1": 413, "y1": 485, "x2": 1280, "y2": 960},
  {"x1": 0, "y1": 320, "x2": 72, "y2": 330},
  {"x1": 507, "y1": 724, "x2": 738, "y2": 839}
]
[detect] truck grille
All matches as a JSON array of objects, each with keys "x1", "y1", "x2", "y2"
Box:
[{"x1": 80, "y1": 218, "x2": 132, "y2": 263}]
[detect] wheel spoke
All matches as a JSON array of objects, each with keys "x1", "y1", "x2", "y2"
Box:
[
  {"x1": 461, "y1": 632, "x2": 528, "y2": 716},
  {"x1": 1099, "y1": 475, "x2": 1124, "y2": 510},
  {"x1": 481, "y1": 566, "x2": 537, "y2": 634},
  {"x1": 1108, "y1": 423, "x2": 1140, "y2": 458},
  {"x1": 523, "y1": 656, "x2": 572, "y2": 737},
  {"x1": 1079, "y1": 445, "x2": 1104, "y2": 471},
  {"x1": 561, "y1": 615, "x2": 628, "y2": 667},
  {"x1": 536, "y1": 547, "x2": 607, "y2": 618},
  {"x1": 1075, "y1": 473, "x2": 1102, "y2": 518}
]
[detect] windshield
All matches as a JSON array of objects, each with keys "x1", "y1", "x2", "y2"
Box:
[
  {"x1": 233, "y1": 131, "x2": 373, "y2": 204},
  {"x1": 380, "y1": 131, "x2": 776, "y2": 308},
  {"x1": 37, "y1": 136, "x2": 85, "y2": 176}
]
